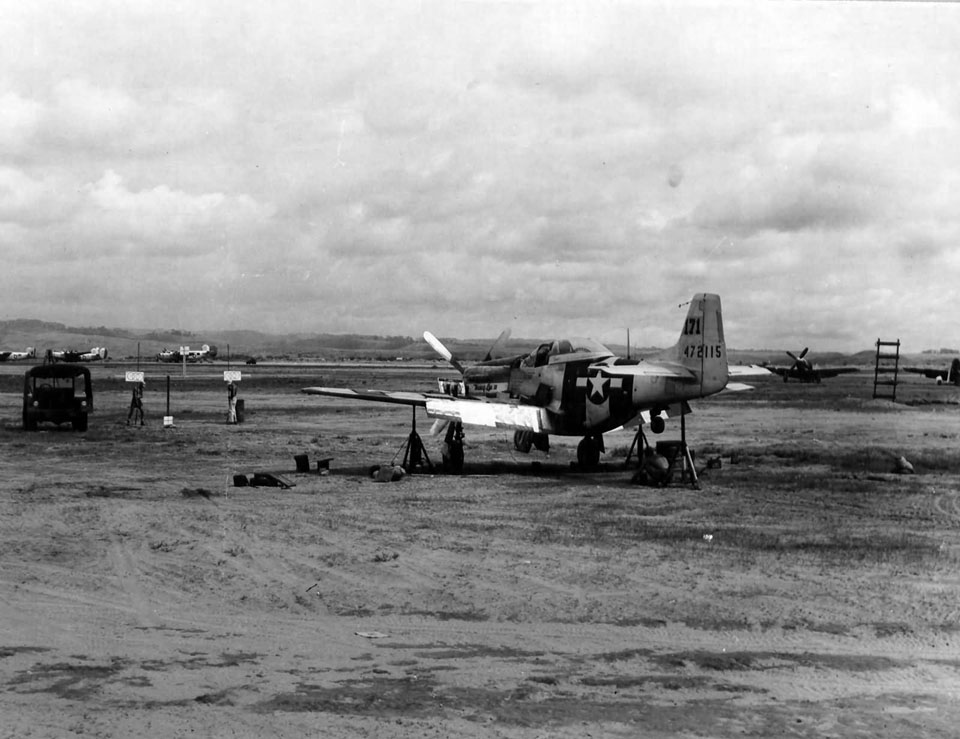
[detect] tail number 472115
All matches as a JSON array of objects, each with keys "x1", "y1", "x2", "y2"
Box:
[{"x1": 683, "y1": 344, "x2": 723, "y2": 359}]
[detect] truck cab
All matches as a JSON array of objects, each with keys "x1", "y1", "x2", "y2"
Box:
[{"x1": 23, "y1": 363, "x2": 94, "y2": 431}]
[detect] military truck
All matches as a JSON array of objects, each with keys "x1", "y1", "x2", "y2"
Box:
[{"x1": 23, "y1": 363, "x2": 93, "y2": 431}]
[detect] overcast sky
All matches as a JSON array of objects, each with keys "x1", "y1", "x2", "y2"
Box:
[{"x1": 1, "y1": 1, "x2": 958, "y2": 351}]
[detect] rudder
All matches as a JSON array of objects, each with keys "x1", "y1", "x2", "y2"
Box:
[{"x1": 673, "y1": 293, "x2": 727, "y2": 394}]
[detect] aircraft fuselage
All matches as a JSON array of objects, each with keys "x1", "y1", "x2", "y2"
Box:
[{"x1": 445, "y1": 352, "x2": 725, "y2": 437}]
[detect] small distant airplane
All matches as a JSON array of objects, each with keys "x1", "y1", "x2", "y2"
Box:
[
  {"x1": 48, "y1": 347, "x2": 108, "y2": 362},
  {"x1": 303, "y1": 293, "x2": 768, "y2": 470},
  {"x1": 766, "y1": 348, "x2": 859, "y2": 383},
  {"x1": 903, "y1": 358, "x2": 960, "y2": 386},
  {"x1": 0, "y1": 347, "x2": 36, "y2": 362},
  {"x1": 157, "y1": 344, "x2": 218, "y2": 363}
]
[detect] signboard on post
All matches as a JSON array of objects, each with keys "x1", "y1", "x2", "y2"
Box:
[
  {"x1": 125, "y1": 371, "x2": 145, "y2": 383},
  {"x1": 224, "y1": 371, "x2": 242, "y2": 383}
]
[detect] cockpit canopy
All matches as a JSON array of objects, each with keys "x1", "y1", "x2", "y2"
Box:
[{"x1": 523, "y1": 337, "x2": 614, "y2": 367}]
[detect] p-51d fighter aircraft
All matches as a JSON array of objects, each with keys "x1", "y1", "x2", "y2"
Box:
[
  {"x1": 0, "y1": 347, "x2": 36, "y2": 362},
  {"x1": 157, "y1": 344, "x2": 218, "y2": 363},
  {"x1": 48, "y1": 347, "x2": 108, "y2": 362},
  {"x1": 303, "y1": 293, "x2": 768, "y2": 470},
  {"x1": 903, "y1": 358, "x2": 960, "y2": 386},
  {"x1": 766, "y1": 348, "x2": 858, "y2": 383}
]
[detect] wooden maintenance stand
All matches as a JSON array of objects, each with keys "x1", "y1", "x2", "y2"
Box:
[{"x1": 873, "y1": 338, "x2": 901, "y2": 401}]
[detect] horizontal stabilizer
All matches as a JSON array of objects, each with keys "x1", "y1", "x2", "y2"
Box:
[
  {"x1": 594, "y1": 362, "x2": 696, "y2": 379},
  {"x1": 727, "y1": 364, "x2": 771, "y2": 377}
]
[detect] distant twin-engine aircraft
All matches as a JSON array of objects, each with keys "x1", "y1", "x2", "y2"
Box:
[
  {"x1": 766, "y1": 348, "x2": 859, "y2": 383},
  {"x1": 156, "y1": 344, "x2": 218, "y2": 363},
  {"x1": 0, "y1": 347, "x2": 36, "y2": 362},
  {"x1": 903, "y1": 358, "x2": 960, "y2": 386},
  {"x1": 48, "y1": 347, "x2": 108, "y2": 362},
  {"x1": 303, "y1": 293, "x2": 769, "y2": 470}
]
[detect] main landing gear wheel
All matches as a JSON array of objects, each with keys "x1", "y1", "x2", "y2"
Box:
[
  {"x1": 442, "y1": 422, "x2": 465, "y2": 474},
  {"x1": 514, "y1": 430, "x2": 533, "y2": 453},
  {"x1": 514, "y1": 430, "x2": 550, "y2": 454},
  {"x1": 577, "y1": 435, "x2": 603, "y2": 468}
]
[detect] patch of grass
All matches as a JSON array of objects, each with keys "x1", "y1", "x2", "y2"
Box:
[
  {"x1": 8, "y1": 658, "x2": 129, "y2": 700},
  {"x1": 652, "y1": 649, "x2": 903, "y2": 673},
  {"x1": 580, "y1": 674, "x2": 713, "y2": 689},
  {"x1": 401, "y1": 609, "x2": 489, "y2": 622},
  {"x1": 724, "y1": 443, "x2": 960, "y2": 474},
  {"x1": 524, "y1": 509, "x2": 942, "y2": 565}
]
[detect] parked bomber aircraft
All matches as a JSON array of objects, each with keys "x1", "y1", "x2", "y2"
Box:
[
  {"x1": 903, "y1": 358, "x2": 960, "y2": 386},
  {"x1": 0, "y1": 347, "x2": 36, "y2": 361},
  {"x1": 48, "y1": 347, "x2": 108, "y2": 362},
  {"x1": 157, "y1": 344, "x2": 218, "y2": 363},
  {"x1": 766, "y1": 348, "x2": 859, "y2": 383},
  {"x1": 303, "y1": 293, "x2": 769, "y2": 470}
]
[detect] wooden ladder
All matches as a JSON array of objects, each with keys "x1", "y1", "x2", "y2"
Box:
[{"x1": 873, "y1": 338, "x2": 901, "y2": 401}]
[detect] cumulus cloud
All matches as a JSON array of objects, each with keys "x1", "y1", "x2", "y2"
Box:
[
  {"x1": 68, "y1": 170, "x2": 275, "y2": 262},
  {"x1": 1, "y1": 2, "x2": 960, "y2": 350}
]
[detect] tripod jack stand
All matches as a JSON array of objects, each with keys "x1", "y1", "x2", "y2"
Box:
[{"x1": 394, "y1": 406, "x2": 432, "y2": 472}]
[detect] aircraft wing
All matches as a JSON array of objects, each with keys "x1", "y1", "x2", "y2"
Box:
[
  {"x1": 303, "y1": 387, "x2": 548, "y2": 432},
  {"x1": 728, "y1": 364, "x2": 772, "y2": 377},
  {"x1": 302, "y1": 387, "x2": 432, "y2": 407},
  {"x1": 903, "y1": 367, "x2": 947, "y2": 380},
  {"x1": 814, "y1": 367, "x2": 859, "y2": 378},
  {"x1": 425, "y1": 398, "x2": 546, "y2": 432}
]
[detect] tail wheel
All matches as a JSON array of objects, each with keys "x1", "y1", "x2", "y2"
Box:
[{"x1": 650, "y1": 415, "x2": 666, "y2": 434}]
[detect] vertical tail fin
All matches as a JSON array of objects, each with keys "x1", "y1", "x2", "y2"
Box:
[{"x1": 672, "y1": 293, "x2": 727, "y2": 394}]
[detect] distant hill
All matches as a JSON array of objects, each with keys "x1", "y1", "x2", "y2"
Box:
[{"x1": 1, "y1": 318, "x2": 945, "y2": 365}]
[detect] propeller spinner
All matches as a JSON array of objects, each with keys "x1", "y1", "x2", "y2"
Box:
[{"x1": 786, "y1": 347, "x2": 810, "y2": 367}]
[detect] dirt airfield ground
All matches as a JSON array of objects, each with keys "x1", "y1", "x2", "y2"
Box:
[{"x1": 1, "y1": 362, "x2": 960, "y2": 737}]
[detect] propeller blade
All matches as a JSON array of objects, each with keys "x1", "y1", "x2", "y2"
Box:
[
  {"x1": 786, "y1": 351, "x2": 800, "y2": 363},
  {"x1": 799, "y1": 347, "x2": 809, "y2": 359},
  {"x1": 484, "y1": 328, "x2": 512, "y2": 361},
  {"x1": 423, "y1": 331, "x2": 464, "y2": 373}
]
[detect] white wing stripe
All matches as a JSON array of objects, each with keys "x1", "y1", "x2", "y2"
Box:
[{"x1": 425, "y1": 399, "x2": 544, "y2": 432}]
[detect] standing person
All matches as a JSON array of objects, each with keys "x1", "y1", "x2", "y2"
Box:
[
  {"x1": 127, "y1": 381, "x2": 145, "y2": 426},
  {"x1": 227, "y1": 381, "x2": 238, "y2": 424}
]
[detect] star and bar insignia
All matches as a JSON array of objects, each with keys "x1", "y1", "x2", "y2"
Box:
[{"x1": 577, "y1": 372, "x2": 623, "y2": 404}]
